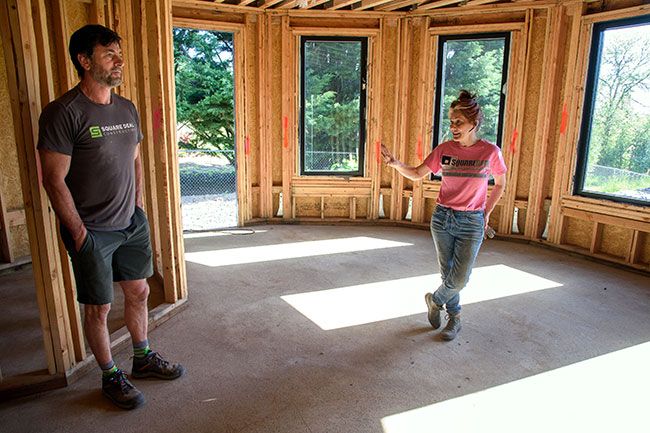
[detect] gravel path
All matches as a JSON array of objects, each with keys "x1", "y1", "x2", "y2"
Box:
[{"x1": 181, "y1": 193, "x2": 238, "y2": 231}]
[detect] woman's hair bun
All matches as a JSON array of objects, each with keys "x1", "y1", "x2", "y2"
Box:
[{"x1": 450, "y1": 89, "x2": 483, "y2": 130}]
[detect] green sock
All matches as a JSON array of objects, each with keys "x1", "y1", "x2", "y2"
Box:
[
  {"x1": 133, "y1": 340, "x2": 151, "y2": 359},
  {"x1": 101, "y1": 363, "x2": 118, "y2": 378}
]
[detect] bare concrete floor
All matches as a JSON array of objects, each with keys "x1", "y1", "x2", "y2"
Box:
[
  {"x1": 1, "y1": 224, "x2": 649, "y2": 432},
  {"x1": 0, "y1": 267, "x2": 162, "y2": 378}
]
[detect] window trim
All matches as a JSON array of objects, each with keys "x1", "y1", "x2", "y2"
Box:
[
  {"x1": 573, "y1": 14, "x2": 650, "y2": 207},
  {"x1": 431, "y1": 32, "x2": 511, "y2": 151},
  {"x1": 299, "y1": 35, "x2": 368, "y2": 177}
]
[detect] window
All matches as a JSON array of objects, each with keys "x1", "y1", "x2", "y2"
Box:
[
  {"x1": 574, "y1": 15, "x2": 650, "y2": 206},
  {"x1": 300, "y1": 37, "x2": 367, "y2": 176},
  {"x1": 432, "y1": 33, "x2": 510, "y2": 149}
]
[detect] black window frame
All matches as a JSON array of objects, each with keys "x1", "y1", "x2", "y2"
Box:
[
  {"x1": 431, "y1": 32, "x2": 511, "y2": 152},
  {"x1": 299, "y1": 36, "x2": 368, "y2": 177},
  {"x1": 574, "y1": 14, "x2": 650, "y2": 207}
]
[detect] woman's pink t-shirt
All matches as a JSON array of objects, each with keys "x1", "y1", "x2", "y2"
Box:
[{"x1": 423, "y1": 139, "x2": 507, "y2": 211}]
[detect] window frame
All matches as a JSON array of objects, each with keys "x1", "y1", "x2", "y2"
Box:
[
  {"x1": 299, "y1": 35, "x2": 368, "y2": 177},
  {"x1": 431, "y1": 32, "x2": 511, "y2": 152},
  {"x1": 573, "y1": 14, "x2": 650, "y2": 207}
]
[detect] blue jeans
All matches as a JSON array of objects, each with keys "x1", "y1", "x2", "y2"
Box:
[{"x1": 430, "y1": 205, "x2": 485, "y2": 315}]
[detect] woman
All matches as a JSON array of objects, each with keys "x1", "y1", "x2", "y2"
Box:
[{"x1": 381, "y1": 90, "x2": 507, "y2": 341}]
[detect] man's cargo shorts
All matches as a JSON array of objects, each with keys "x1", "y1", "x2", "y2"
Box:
[{"x1": 60, "y1": 206, "x2": 154, "y2": 305}]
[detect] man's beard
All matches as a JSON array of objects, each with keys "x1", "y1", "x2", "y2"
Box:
[{"x1": 91, "y1": 64, "x2": 123, "y2": 87}]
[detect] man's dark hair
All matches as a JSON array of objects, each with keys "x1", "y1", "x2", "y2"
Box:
[{"x1": 68, "y1": 25, "x2": 121, "y2": 78}]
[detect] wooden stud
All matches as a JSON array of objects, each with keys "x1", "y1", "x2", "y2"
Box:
[
  {"x1": 525, "y1": 6, "x2": 566, "y2": 240},
  {"x1": 390, "y1": 18, "x2": 409, "y2": 221},
  {"x1": 590, "y1": 221, "x2": 602, "y2": 254},
  {"x1": 548, "y1": 2, "x2": 587, "y2": 244},
  {"x1": 51, "y1": 0, "x2": 75, "y2": 94},
  {"x1": 90, "y1": 0, "x2": 107, "y2": 26},
  {"x1": 497, "y1": 11, "x2": 530, "y2": 235},
  {"x1": 368, "y1": 21, "x2": 384, "y2": 220},
  {"x1": 627, "y1": 230, "x2": 641, "y2": 265},
  {"x1": 259, "y1": 14, "x2": 273, "y2": 218},
  {"x1": 163, "y1": 0, "x2": 188, "y2": 301},
  {"x1": 410, "y1": 16, "x2": 430, "y2": 224},
  {"x1": 139, "y1": 0, "x2": 186, "y2": 303},
  {"x1": 281, "y1": 15, "x2": 293, "y2": 219}
]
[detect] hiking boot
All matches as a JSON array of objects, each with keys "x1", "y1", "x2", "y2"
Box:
[
  {"x1": 132, "y1": 351, "x2": 185, "y2": 380},
  {"x1": 425, "y1": 293, "x2": 442, "y2": 329},
  {"x1": 440, "y1": 314, "x2": 462, "y2": 341},
  {"x1": 102, "y1": 369, "x2": 145, "y2": 410}
]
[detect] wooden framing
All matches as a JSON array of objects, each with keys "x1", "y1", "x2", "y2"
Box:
[
  {"x1": 281, "y1": 15, "x2": 294, "y2": 219},
  {"x1": 524, "y1": 5, "x2": 565, "y2": 239},
  {"x1": 1, "y1": 0, "x2": 649, "y2": 399},
  {"x1": 546, "y1": 3, "x2": 650, "y2": 271},
  {"x1": 390, "y1": 18, "x2": 408, "y2": 220},
  {"x1": 0, "y1": 0, "x2": 76, "y2": 377},
  {"x1": 367, "y1": 18, "x2": 386, "y2": 220}
]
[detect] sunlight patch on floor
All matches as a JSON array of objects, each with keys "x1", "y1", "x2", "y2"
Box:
[
  {"x1": 281, "y1": 264, "x2": 561, "y2": 330},
  {"x1": 183, "y1": 229, "x2": 267, "y2": 239},
  {"x1": 381, "y1": 341, "x2": 650, "y2": 433},
  {"x1": 185, "y1": 236, "x2": 412, "y2": 266}
]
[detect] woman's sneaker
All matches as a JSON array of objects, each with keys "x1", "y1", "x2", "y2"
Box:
[
  {"x1": 440, "y1": 314, "x2": 462, "y2": 341},
  {"x1": 425, "y1": 293, "x2": 442, "y2": 329},
  {"x1": 132, "y1": 351, "x2": 185, "y2": 380},
  {"x1": 102, "y1": 369, "x2": 145, "y2": 410}
]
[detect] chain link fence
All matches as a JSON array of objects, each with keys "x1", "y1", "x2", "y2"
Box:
[
  {"x1": 179, "y1": 149, "x2": 238, "y2": 231},
  {"x1": 585, "y1": 164, "x2": 650, "y2": 201},
  {"x1": 304, "y1": 150, "x2": 359, "y2": 172}
]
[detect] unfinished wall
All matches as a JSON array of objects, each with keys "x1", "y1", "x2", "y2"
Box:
[
  {"x1": 1, "y1": 0, "x2": 648, "y2": 388},
  {"x1": 0, "y1": 40, "x2": 29, "y2": 260}
]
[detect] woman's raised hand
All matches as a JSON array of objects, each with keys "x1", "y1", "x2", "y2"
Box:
[{"x1": 380, "y1": 143, "x2": 396, "y2": 166}]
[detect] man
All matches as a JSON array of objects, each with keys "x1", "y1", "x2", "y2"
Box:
[{"x1": 38, "y1": 24, "x2": 184, "y2": 410}]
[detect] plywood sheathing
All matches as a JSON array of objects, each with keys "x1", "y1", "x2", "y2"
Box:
[
  {"x1": 600, "y1": 224, "x2": 633, "y2": 260},
  {"x1": 0, "y1": 42, "x2": 28, "y2": 261},
  {"x1": 517, "y1": 12, "x2": 546, "y2": 200},
  {"x1": 564, "y1": 216, "x2": 592, "y2": 251}
]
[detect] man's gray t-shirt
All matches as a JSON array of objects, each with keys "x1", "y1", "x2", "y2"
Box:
[{"x1": 37, "y1": 85, "x2": 143, "y2": 231}]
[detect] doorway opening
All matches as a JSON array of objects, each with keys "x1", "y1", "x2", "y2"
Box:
[{"x1": 173, "y1": 27, "x2": 238, "y2": 231}]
